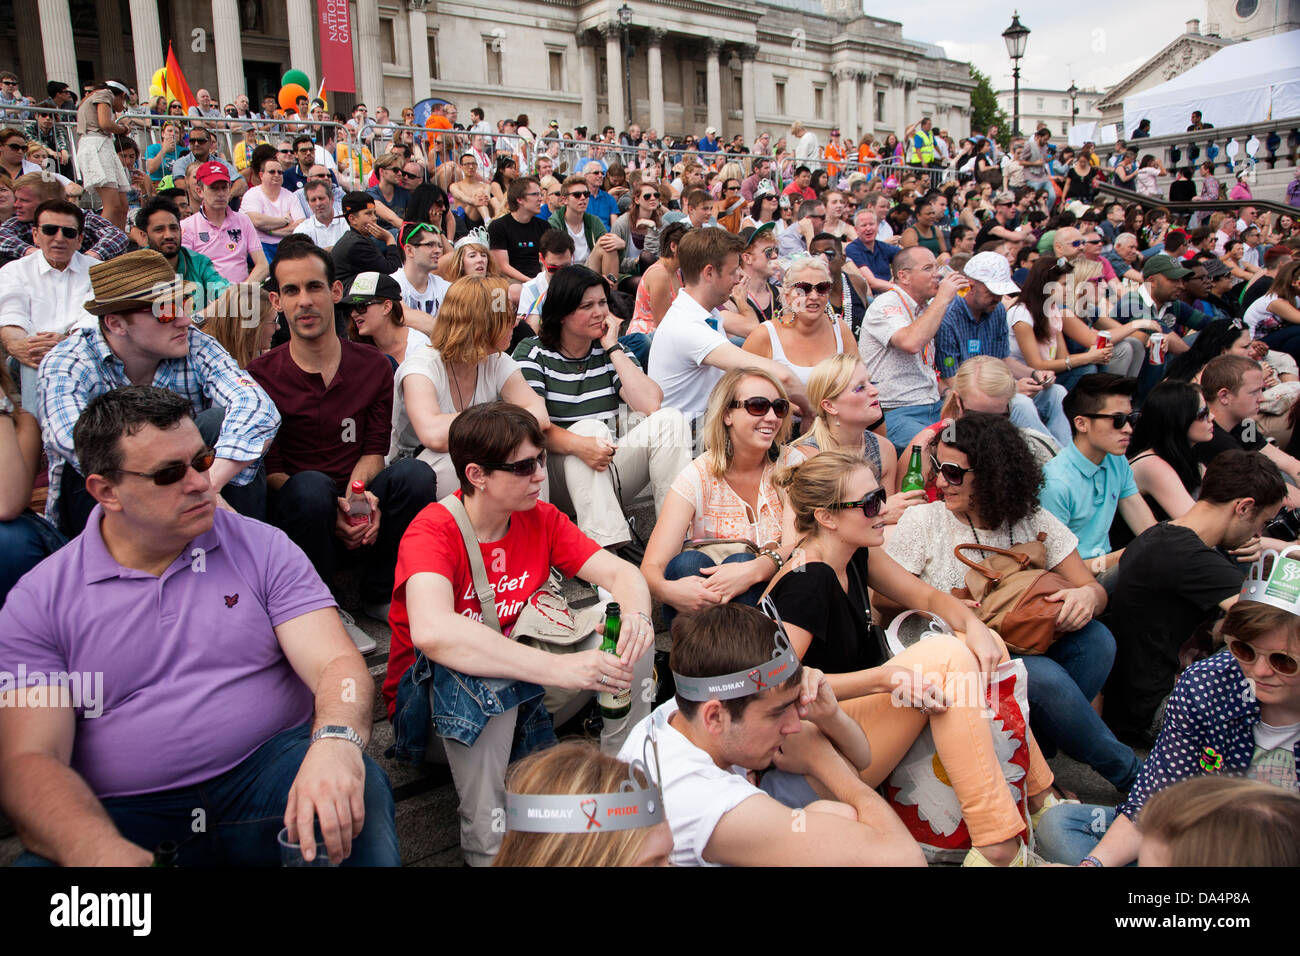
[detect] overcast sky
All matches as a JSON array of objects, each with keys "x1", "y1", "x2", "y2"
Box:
[{"x1": 869, "y1": 0, "x2": 1206, "y2": 95}]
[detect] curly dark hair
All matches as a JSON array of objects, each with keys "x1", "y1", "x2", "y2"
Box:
[{"x1": 937, "y1": 412, "x2": 1042, "y2": 528}]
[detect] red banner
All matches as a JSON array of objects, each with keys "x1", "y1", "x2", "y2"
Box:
[{"x1": 316, "y1": 0, "x2": 356, "y2": 93}]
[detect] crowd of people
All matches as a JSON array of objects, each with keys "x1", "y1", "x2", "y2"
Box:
[{"x1": 1, "y1": 71, "x2": 1300, "y2": 870}]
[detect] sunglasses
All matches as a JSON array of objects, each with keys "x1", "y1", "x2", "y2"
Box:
[
  {"x1": 263, "y1": 169, "x2": 283, "y2": 176},
  {"x1": 1226, "y1": 637, "x2": 1300, "y2": 677},
  {"x1": 791, "y1": 281, "x2": 833, "y2": 296},
  {"x1": 486, "y1": 451, "x2": 547, "y2": 476},
  {"x1": 827, "y1": 487, "x2": 888, "y2": 519},
  {"x1": 277, "y1": 148, "x2": 292, "y2": 154},
  {"x1": 729, "y1": 396, "x2": 791, "y2": 418},
  {"x1": 567, "y1": 190, "x2": 590, "y2": 199},
  {"x1": 2, "y1": 142, "x2": 24, "y2": 150},
  {"x1": 930, "y1": 453, "x2": 972, "y2": 486},
  {"x1": 109, "y1": 448, "x2": 216, "y2": 486},
  {"x1": 1082, "y1": 411, "x2": 1140, "y2": 429},
  {"x1": 640, "y1": 193, "x2": 659, "y2": 201},
  {"x1": 38, "y1": 223, "x2": 79, "y2": 238},
  {"x1": 349, "y1": 298, "x2": 387, "y2": 311},
  {"x1": 189, "y1": 138, "x2": 209, "y2": 145},
  {"x1": 544, "y1": 262, "x2": 568, "y2": 274}
]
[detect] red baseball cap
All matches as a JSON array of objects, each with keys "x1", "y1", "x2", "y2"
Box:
[{"x1": 194, "y1": 160, "x2": 231, "y2": 185}]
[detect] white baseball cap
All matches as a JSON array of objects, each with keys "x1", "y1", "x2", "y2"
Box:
[{"x1": 963, "y1": 251, "x2": 1020, "y2": 296}]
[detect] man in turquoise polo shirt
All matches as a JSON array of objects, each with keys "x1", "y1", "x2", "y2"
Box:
[{"x1": 1040, "y1": 374, "x2": 1157, "y2": 587}]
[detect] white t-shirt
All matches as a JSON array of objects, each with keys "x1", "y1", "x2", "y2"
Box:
[
  {"x1": 391, "y1": 267, "x2": 451, "y2": 318},
  {"x1": 516, "y1": 271, "x2": 549, "y2": 319},
  {"x1": 567, "y1": 222, "x2": 590, "y2": 265},
  {"x1": 647, "y1": 289, "x2": 729, "y2": 416},
  {"x1": 0, "y1": 251, "x2": 96, "y2": 336},
  {"x1": 877, "y1": 220, "x2": 895, "y2": 242},
  {"x1": 1248, "y1": 719, "x2": 1300, "y2": 792},
  {"x1": 400, "y1": 327, "x2": 432, "y2": 364},
  {"x1": 886, "y1": 500, "x2": 1079, "y2": 593},
  {"x1": 1244, "y1": 294, "x2": 1290, "y2": 335},
  {"x1": 858, "y1": 286, "x2": 940, "y2": 408},
  {"x1": 388, "y1": 348, "x2": 520, "y2": 462},
  {"x1": 292, "y1": 214, "x2": 348, "y2": 249},
  {"x1": 618, "y1": 700, "x2": 762, "y2": 867},
  {"x1": 239, "y1": 185, "x2": 301, "y2": 245},
  {"x1": 1006, "y1": 302, "x2": 1061, "y2": 363}
]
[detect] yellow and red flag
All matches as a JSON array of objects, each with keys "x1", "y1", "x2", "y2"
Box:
[{"x1": 163, "y1": 42, "x2": 196, "y2": 113}]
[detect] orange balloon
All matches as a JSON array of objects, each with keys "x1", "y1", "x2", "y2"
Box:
[{"x1": 278, "y1": 84, "x2": 308, "y2": 112}]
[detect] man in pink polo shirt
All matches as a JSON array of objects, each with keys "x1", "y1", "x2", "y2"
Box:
[
  {"x1": 0, "y1": 386, "x2": 399, "y2": 866},
  {"x1": 180, "y1": 161, "x2": 270, "y2": 284}
]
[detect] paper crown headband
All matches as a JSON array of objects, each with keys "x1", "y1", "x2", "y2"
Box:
[
  {"x1": 505, "y1": 736, "x2": 664, "y2": 834},
  {"x1": 671, "y1": 597, "x2": 801, "y2": 701},
  {"x1": 453, "y1": 225, "x2": 489, "y2": 250},
  {"x1": 1239, "y1": 546, "x2": 1300, "y2": 615},
  {"x1": 754, "y1": 178, "x2": 776, "y2": 197}
]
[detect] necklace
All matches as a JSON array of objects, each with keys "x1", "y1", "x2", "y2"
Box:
[
  {"x1": 449, "y1": 362, "x2": 478, "y2": 412},
  {"x1": 558, "y1": 341, "x2": 595, "y2": 377}
]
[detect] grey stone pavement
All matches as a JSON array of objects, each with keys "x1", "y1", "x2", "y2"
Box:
[{"x1": 0, "y1": 497, "x2": 1130, "y2": 867}]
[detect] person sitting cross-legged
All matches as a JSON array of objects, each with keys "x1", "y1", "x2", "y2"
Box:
[
  {"x1": 247, "y1": 237, "x2": 438, "y2": 652},
  {"x1": 0, "y1": 386, "x2": 400, "y2": 866},
  {"x1": 512, "y1": 265, "x2": 691, "y2": 560},
  {"x1": 617, "y1": 602, "x2": 926, "y2": 867}
]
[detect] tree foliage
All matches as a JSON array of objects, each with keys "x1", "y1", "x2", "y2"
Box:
[{"x1": 969, "y1": 65, "x2": 1011, "y2": 148}]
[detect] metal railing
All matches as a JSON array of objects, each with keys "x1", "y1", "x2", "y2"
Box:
[
  {"x1": 1099, "y1": 116, "x2": 1300, "y2": 173},
  {"x1": 1090, "y1": 179, "x2": 1298, "y2": 220}
]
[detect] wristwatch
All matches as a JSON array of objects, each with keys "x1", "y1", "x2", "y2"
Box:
[{"x1": 310, "y1": 725, "x2": 365, "y2": 751}]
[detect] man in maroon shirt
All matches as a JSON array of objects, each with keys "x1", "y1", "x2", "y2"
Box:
[{"x1": 248, "y1": 236, "x2": 437, "y2": 650}]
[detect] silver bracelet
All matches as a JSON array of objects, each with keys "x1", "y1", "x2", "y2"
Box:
[{"x1": 634, "y1": 611, "x2": 654, "y2": 628}]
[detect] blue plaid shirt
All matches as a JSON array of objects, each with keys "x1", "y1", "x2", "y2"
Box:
[
  {"x1": 37, "y1": 327, "x2": 280, "y2": 524},
  {"x1": 935, "y1": 295, "x2": 1009, "y2": 378}
]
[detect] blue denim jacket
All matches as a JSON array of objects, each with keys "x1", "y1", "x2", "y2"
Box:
[{"x1": 387, "y1": 649, "x2": 556, "y2": 764}]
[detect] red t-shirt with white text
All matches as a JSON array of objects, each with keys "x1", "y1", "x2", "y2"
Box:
[{"x1": 383, "y1": 494, "x2": 601, "y2": 718}]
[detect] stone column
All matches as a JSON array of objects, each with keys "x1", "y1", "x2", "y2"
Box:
[
  {"x1": 128, "y1": 0, "x2": 165, "y2": 106},
  {"x1": 287, "y1": 0, "x2": 318, "y2": 83},
  {"x1": 740, "y1": 44, "x2": 758, "y2": 148},
  {"x1": 858, "y1": 70, "x2": 875, "y2": 142},
  {"x1": 355, "y1": 0, "x2": 385, "y2": 111},
  {"x1": 705, "y1": 37, "x2": 722, "y2": 135},
  {"x1": 211, "y1": 0, "x2": 246, "y2": 105},
  {"x1": 407, "y1": 0, "x2": 431, "y2": 104},
  {"x1": 835, "y1": 67, "x2": 854, "y2": 142},
  {"x1": 646, "y1": 28, "x2": 666, "y2": 138},
  {"x1": 578, "y1": 33, "x2": 597, "y2": 133},
  {"x1": 37, "y1": 0, "x2": 78, "y2": 87},
  {"x1": 601, "y1": 22, "x2": 624, "y2": 134}
]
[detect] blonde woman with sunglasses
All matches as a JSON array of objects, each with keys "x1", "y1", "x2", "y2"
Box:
[{"x1": 741, "y1": 255, "x2": 854, "y2": 391}]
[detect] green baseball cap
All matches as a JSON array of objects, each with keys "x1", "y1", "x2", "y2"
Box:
[{"x1": 1142, "y1": 254, "x2": 1193, "y2": 280}]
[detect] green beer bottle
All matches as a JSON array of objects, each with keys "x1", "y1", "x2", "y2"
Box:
[
  {"x1": 598, "y1": 602, "x2": 630, "y2": 720},
  {"x1": 901, "y1": 445, "x2": 925, "y2": 493}
]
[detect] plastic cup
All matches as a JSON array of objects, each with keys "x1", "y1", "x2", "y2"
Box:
[{"x1": 278, "y1": 825, "x2": 338, "y2": 867}]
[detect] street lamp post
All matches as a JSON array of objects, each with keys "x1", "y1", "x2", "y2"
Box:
[
  {"x1": 1002, "y1": 12, "x2": 1030, "y2": 138},
  {"x1": 1067, "y1": 81, "x2": 1078, "y2": 128},
  {"x1": 618, "y1": 3, "x2": 633, "y2": 129}
]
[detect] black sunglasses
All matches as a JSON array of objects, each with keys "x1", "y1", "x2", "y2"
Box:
[
  {"x1": 1226, "y1": 637, "x2": 1300, "y2": 677},
  {"x1": 38, "y1": 223, "x2": 79, "y2": 238},
  {"x1": 108, "y1": 448, "x2": 216, "y2": 486},
  {"x1": 567, "y1": 190, "x2": 590, "y2": 199},
  {"x1": 930, "y1": 453, "x2": 972, "y2": 486},
  {"x1": 791, "y1": 281, "x2": 833, "y2": 295},
  {"x1": 485, "y1": 451, "x2": 547, "y2": 476},
  {"x1": 1082, "y1": 411, "x2": 1140, "y2": 429},
  {"x1": 827, "y1": 487, "x2": 888, "y2": 519},
  {"x1": 729, "y1": 396, "x2": 790, "y2": 418}
]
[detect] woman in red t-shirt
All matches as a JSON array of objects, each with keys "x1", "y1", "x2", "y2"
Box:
[{"x1": 384, "y1": 401, "x2": 655, "y2": 866}]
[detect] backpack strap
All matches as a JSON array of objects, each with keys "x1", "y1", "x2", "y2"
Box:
[{"x1": 441, "y1": 494, "x2": 502, "y2": 634}]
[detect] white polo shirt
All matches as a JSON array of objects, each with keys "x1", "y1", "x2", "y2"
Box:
[
  {"x1": 647, "y1": 288, "x2": 729, "y2": 416},
  {"x1": 0, "y1": 250, "x2": 96, "y2": 336}
]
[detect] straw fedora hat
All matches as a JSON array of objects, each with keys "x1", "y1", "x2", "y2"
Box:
[{"x1": 83, "y1": 250, "x2": 197, "y2": 317}]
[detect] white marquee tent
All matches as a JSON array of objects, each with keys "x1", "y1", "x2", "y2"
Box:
[{"x1": 1123, "y1": 30, "x2": 1300, "y2": 138}]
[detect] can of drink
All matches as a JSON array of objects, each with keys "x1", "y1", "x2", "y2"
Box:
[
  {"x1": 1095, "y1": 330, "x2": 1112, "y2": 349},
  {"x1": 1148, "y1": 332, "x2": 1167, "y2": 364}
]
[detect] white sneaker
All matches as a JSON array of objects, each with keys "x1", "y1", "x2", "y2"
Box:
[{"x1": 338, "y1": 609, "x2": 377, "y2": 655}]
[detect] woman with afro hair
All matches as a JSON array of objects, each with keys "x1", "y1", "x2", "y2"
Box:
[{"x1": 885, "y1": 412, "x2": 1139, "y2": 793}]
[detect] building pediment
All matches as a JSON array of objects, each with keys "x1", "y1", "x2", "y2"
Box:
[{"x1": 1096, "y1": 33, "x2": 1231, "y2": 108}]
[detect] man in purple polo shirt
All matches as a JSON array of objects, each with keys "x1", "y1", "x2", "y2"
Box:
[
  {"x1": 248, "y1": 237, "x2": 437, "y2": 650},
  {"x1": 180, "y1": 161, "x2": 270, "y2": 284},
  {"x1": 0, "y1": 386, "x2": 399, "y2": 866}
]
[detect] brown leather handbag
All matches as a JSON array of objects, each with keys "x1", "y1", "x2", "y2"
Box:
[{"x1": 951, "y1": 532, "x2": 1071, "y2": 655}]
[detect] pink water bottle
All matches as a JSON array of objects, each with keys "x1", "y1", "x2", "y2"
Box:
[{"x1": 346, "y1": 480, "x2": 371, "y2": 526}]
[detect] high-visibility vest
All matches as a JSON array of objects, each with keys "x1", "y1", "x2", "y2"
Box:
[{"x1": 908, "y1": 128, "x2": 935, "y2": 165}]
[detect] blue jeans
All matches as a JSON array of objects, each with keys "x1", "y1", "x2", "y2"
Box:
[
  {"x1": 15, "y1": 723, "x2": 400, "y2": 866},
  {"x1": 662, "y1": 550, "x2": 764, "y2": 632},
  {"x1": 618, "y1": 332, "x2": 651, "y2": 369},
  {"x1": 1262, "y1": 325, "x2": 1300, "y2": 365},
  {"x1": 883, "y1": 400, "x2": 945, "y2": 455},
  {"x1": 1034, "y1": 804, "x2": 1128, "y2": 865},
  {"x1": 1017, "y1": 620, "x2": 1138, "y2": 791},
  {"x1": 1009, "y1": 387, "x2": 1070, "y2": 448},
  {"x1": 0, "y1": 511, "x2": 67, "y2": 605}
]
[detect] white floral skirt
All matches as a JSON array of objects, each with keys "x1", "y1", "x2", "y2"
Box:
[{"x1": 77, "y1": 133, "x2": 130, "y2": 191}]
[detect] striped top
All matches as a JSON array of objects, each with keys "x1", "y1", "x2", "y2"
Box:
[{"x1": 511, "y1": 336, "x2": 637, "y2": 429}]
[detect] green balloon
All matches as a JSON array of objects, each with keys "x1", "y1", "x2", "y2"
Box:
[{"x1": 281, "y1": 69, "x2": 311, "y2": 90}]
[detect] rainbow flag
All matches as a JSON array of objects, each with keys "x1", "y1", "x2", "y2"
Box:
[{"x1": 163, "y1": 42, "x2": 196, "y2": 113}]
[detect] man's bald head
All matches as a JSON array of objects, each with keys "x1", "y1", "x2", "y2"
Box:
[{"x1": 1054, "y1": 227, "x2": 1083, "y2": 259}]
